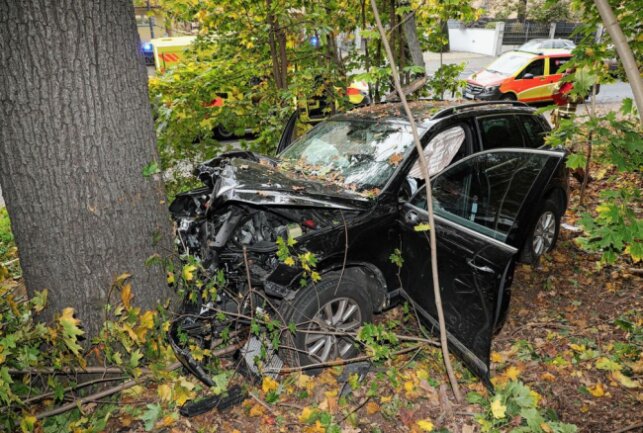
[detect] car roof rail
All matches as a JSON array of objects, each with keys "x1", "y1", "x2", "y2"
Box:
[{"x1": 431, "y1": 100, "x2": 530, "y2": 120}]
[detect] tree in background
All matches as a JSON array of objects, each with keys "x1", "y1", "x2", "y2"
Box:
[
  {"x1": 0, "y1": 0, "x2": 174, "y2": 338},
  {"x1": 150, "y1": 0, "x2": 479, "y2": 181}
]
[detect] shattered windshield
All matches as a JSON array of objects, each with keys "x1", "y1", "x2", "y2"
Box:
[{"x1": 279, "y1": 120, "x2": 420, "y2": 192}]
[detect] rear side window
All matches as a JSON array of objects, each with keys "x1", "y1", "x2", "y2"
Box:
[
  {"x1": 516, "y1": 115, "x2": 547, "y2": 148},
  {"x1": 478, "y1": 116, "x2": 524, "y2": 150},
  {"x1": 549, "y1": 57, "x2": 571, "y2": 74}
]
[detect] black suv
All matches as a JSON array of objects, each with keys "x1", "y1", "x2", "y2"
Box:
[{"x1": 169, "y1": 100, "x2": 568, "y2": 387}]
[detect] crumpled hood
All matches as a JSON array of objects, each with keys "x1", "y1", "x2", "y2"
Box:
[
  {"x1": 199, "y1": 153, "x2": 371, "y2": 210},
  {"x1": 467, "y1": 69, "x2": 508, "y2": 87}
]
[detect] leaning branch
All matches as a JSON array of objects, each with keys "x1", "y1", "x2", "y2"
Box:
[{"x1": 369, "y1": 0, "x2": 462, "y2": 402}]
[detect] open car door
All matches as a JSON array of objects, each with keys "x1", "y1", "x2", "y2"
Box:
[{"x1": 399, "y1": 149, "x2": 565, "y2": 386}]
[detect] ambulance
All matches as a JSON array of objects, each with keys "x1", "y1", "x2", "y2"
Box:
[
  {"x1": 151, "y1": 36, "x2": 196, "y2": 72},
  {"x1": 464, "y1": 49, "x2": 573, "y2": 103}
]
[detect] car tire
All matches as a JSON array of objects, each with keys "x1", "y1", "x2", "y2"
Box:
[
  {"x1": 520, "y1": 199, "x2": 561, "y2": 265},
  {"x1": 500, "y1": 93, "x2": 517, "y2": 101},
  {"x1": 279, "y1": 272, "x2": 372, "y2": 372},
  {"x1": 214, "y1": 125, "x2": 234, "y2": 139}
]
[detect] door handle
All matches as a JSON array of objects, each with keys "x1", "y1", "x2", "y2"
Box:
[
  {"x1": 467, "y1": 259, "x2": 494, "y2": 274},
  {"x1": 405, "y1": 210, "x2": 419, "y2": 225}
]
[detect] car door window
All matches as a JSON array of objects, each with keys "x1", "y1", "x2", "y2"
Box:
[
  {"x1": 410, "y1": 151, "x2": 552, "y2": 241},
  {"x1": 409, "y1": 126, "x2": 467, "y2": 179},
  {"x1": 516, "y1": 115, "x2": 547, "y2": 148},
  {"x1": 518, "y1": 59, "x2": 544, "y2": 78},
  {"x1": 477, "y1": 116, "x2": 524, "y2": 150},
  {"x1": 549, "y1": 57, "x2": 571, "y2": 74}
]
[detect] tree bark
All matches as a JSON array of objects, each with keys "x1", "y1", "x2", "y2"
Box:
[
  {"x1": 0, "y1": 0, "x2": 174, "y2": 338},
  {"x1": 401, "y1": 11, "x2": 426, "y2": 73},
  {"x1": 266, "y1": 0, "x2": 288, "y2": 90},
  {"x1": 593, "y1": 0, "x2": 643, "y2": 124}
]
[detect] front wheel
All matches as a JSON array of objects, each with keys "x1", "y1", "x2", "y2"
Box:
[
  {"x1": 500, "y1": 93, "x2": 517, "y2": 101},
  {"x1": 520, "y1": 199, "x2": 561, "y2": 265},
  {"x1": 279, "y1": 273, "x2": 372, "y2": 371}
]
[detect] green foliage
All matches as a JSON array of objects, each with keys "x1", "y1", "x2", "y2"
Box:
[
  {"x1": 577, "y1": 188, "x2": 642, "y2": 264},
  {"x1": 426, "y1": 63, "x2": 467, "y2": 99},
  {"x1": 469, "y1": 380, "x2": 577, "y2": 432}
]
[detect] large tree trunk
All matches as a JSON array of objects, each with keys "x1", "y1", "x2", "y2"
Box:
[{"x1": 0, "y1": 0, "x2": 174, "y2": 338}]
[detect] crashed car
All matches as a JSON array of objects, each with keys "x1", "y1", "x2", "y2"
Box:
[{"x1": 169, "y1": 100, "x2": 568, "y2": 390}]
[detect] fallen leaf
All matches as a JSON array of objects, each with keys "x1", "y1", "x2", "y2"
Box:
[
  {"x1": 588, "y1": 383, "x2": 605, "y2": 397},
  {"x1": 416, "y1": 419, "x2": 434, "y2": 431},
  {"x1": 262, "y1": 376, "x2": 279, "y2": 394},
  {"x1": 366, "y1": 401, "x2": 380, "y2": 415},
  {"x1": 491, "y1": 397, "x2": 507, "y2": 419},
  {"x1": 504, "y1": 365, "x2": 521, "y2": 381},
  {"x1": 612, "y1": 371, "x2": 640, "y2": 389}
]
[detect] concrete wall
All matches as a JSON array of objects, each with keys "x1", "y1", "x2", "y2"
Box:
[{"x1": 448, "y1": 22, "x2": 504, "y2": 56}]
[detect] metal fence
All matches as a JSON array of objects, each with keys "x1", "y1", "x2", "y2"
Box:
[{"x1": 449, "y1": 19, "x2": 583, "y2": 46}]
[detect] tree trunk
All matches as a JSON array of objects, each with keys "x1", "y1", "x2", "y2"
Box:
[
  {"x1": 401, "y1": 11, "x2": 426, "y2": 73},
  {"x1": 266, "y1": 0, "x2": 288, "y2": 90},
  {"x1": 0, "y1": 0, "x2": 174, "y2": 338},
  {"x1": 593, "y1": 0, "x2": 643, "y2": 123},
  {"x1": 517, "y1": 0, "x2": 528, "y2": 22}
]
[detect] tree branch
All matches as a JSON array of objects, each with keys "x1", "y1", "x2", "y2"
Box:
[{"x1": 369, "y1": 0, "x2": 462, "y2": 402}]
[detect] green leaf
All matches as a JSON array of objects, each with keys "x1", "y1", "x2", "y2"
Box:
[
  {"x1": 139, "y1": 403, "x2": 162, "y2": 431},
  {"x1": 142, "y1": 161, "x2": 161, "y2": 177}
]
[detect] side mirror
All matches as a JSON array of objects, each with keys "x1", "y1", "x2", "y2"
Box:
[{"x1": 522, "y1": 73, "x2": 534, "y2": 80}]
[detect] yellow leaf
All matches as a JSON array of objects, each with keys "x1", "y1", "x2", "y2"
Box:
[
  {"x1": 541, "y1": 422, "x2": 553, "y2": 433},
  {"x1": 404, "y1": 381, "x2": 415, "y2": 393},
  {"x1": 491, "y1": 352, "x2": 505, "y2": 363},
  {"x1": 157, "y1": 384, "x2": 171, "y2": 402},
  {"x1": 157, "y1": 415, "x2": 176, "y2": 428},
  {"x1": 380, "y1": 395, "x2": 392, "y2": 403},
  {"x1": 139, "y1": 310, "x2": 155, "y2": 329},
  {"x1": 296, "y1": 373, "x2": 312, "y2": 389},
  {"x1": 115, "y1": 272, "x2": 131, "y2": 285},
  {"x1": 284, "y1": 256, "x2": 295, "y2": 267},
  {"x1": 490, "y1": 398, "x2": 507, "y2": 419},
  {"x1": 365, "y1": 401, "x2": 380, "y2": 415},
  {"x1": 416, "y1": 419, "x2": 434, "y2": 431},
  {"x1": 174, "y1": 377, "x2": 196, "y2": 406},
  {"x1": 299, "y1": 406, "x2": 315, "y2": 423},
  {"x1": 569, "y1": 343, "x2": 586, "y2": 352},
  {"x1": 612, "y1": 371, "x2": 640, "y2": 389},
  {"x1": 417, "y1": 369, "x2": 430, "y2": 380},
  {"x1": 588, "y1": 383, "x2": 605, "y2": 397},
  {"x1": 182, "y1": 264, "x2": 197, "y2": 282},
  {"x1": 20, "y1": 415, "x2": 36, "y2": 433},
  {"x1": 249, "y1": 403, "x2": 265, "y2": 417},
  {"x1": 304, "y1": 421, "x2": 325, "y2": 433},
  {"x1": 167, "y1": 272, "x2": 175, "y2": 285},
  {"x1": 530, "y1": 390, "x2": 542, "y2": 405},
  {"x1": 504, "y1": 366, "x2": 521, "y2": 381},
  {"x1": 262, "y1": 376, "x2": 279, "y2": 394},
  {"x1": 121, "y1": 283, "x2": 133, "y2": 309}
]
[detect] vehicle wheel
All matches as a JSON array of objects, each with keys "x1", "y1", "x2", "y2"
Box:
[
  {"x1": 279, "y1": 273, "x2": 372, "y2": 371},
  {"x1": 500, "y1": 93, "x2": 517, "y2": 101},
  {"x1": 520, "y1": 199, "x2": 561, "y2": 265},
  {"x1": 214, "y1": 125, "x2": 234, "y2": 139}
]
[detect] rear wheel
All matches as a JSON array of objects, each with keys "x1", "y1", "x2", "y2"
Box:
[
  {"x1": 520, "y1": 199, "x2": 561, "y2": 265},
  {"x1": 279, "y1": 273, "x2": 372, "y2": 371}
]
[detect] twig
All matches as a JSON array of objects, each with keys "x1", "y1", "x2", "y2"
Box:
[
  {"x1": 611, "y1": 422, "x2": 643, "y2": 433},
  {"x1": 333, "y1": 210, "x2": 349, "y2": 296},
  {"x1": 279, "y1": 344, "x2": 420, "y2": 373},
  {"x1": 369, "y1": 0, "x2": 462, "y2": 403},
  {"x1": 9, "y1": 366, "x2": 125, "y2": 376},
  {"x1": 20, "y1": 376, "x2": 128, "y2": 406},
  {"x1": 34, "y1": 362, "x2": 181, "y2": 420}
]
